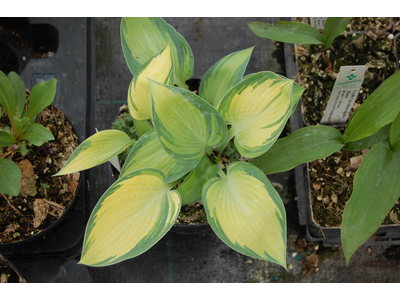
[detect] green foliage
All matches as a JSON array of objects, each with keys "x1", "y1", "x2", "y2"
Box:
[
  {"x1": 247, "y1": 17, "x2": 351, "y2": 49},
  {"x1": 59, "y1": 17, "x2": 304, "y2": 268},
  {"x1": 0, "y1": 71, "x2": 57, "y2": 196},
  {"x1": 256, "y1": 70, "x2": 400, "y2": 263},
  {"x1": 247, "y1": 17, "x2": 400, "y2": 263}
]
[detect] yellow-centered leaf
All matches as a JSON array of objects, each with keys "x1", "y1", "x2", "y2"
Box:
[
  {"x1": 128, "y1": 45, "x2": 173, "y2": 121},
  {"x1": 56, "y1": 129, "x2": 133, "y2": 176},
  {"x1": 119, "y1": 130, "x2": 197, "y2": 183},
  {"x1": 203, "y1": 161, "x2": 287, "y2": 268},
  {"x1": 150, "y1": 81, "x2": 227, "y2": 164},
  {"x1": 79, "y1": 168, "x2": 181, "y2": 267},
  {"x1": 217, "y1": 71, "x2": 294, "y2": 158}
]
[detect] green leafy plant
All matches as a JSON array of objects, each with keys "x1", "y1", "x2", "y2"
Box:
[
  {"x1": 248, "y1": 16, "x2": 400, "y2": 264},
  {"x1": 0, "y1": 71, "x2": 56, "y2": 196},
  {"x1": 247, "y1": 17, "x2": 351, "y2": 49},
  {"x1": 251, "y1": 69, "x2": 400, "y2": 264},
  {"x1": 56, "y1": 17, "x2": 304, "y2": 268}
]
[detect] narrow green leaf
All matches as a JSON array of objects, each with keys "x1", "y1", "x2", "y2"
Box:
[
  {"x1": 341, "y1": 139, "x2": 400, "y2": 263},
  {"x1": 121, "y1": 17, "x2": 194, "y2": 88},
  {"x1": 390, "y1": 112, "x2": 400, "y2": 149},
  {"x1": 19, "y1": 123, "x2": 54, "y2": 146},
  {"x1": 344, "y1": 70, "x2": 400, "y2": 143},
  {"x1": 247, "y1": 21, "x2": 323, "y2": 45},
  {"x1": 344, "y1": 123, "x2": 391, "y2": 151},
  {"x1": 0, "y1": 131, "x2": 16, "y2": 147},
  {"x1": 133, "y1": 118, "x2": 153, "y2": 136},
  {"x1": 203, "y1": 161, "x2": 287, "y2": 268},
  {"x1": 250, "y1": 125, "x2": 344, "y2": 175},
  {"x1": 150, "y1": 81, "x2": 227, "y2": 164},
  {"x1": 25, "y1": 78, "x2": 57, "y2": 119},
  {"x1": 199, "y1": 47, "x2": 254, "y2": 108},
  {"x1": 79, "y1": 168, "x2": 181, "y2": 266},
  {"x1": 7, "y1": 72, "x2": 26, "y2": 118},
  {"x1": 321, "y1": 17, "x2": 351, "y2": 49},
  {"x1": 217, "y1": 71, "x2": 295, "y2": 158},
  {"x1": 177, "y1": 155, "x2": 218, "y2": 204},
  {"x1": 119, "y1": 130, "x2": 197, "y2": 183},
  {"x1": 128, "y1": 44, "x2": 174, "y2": 121},
  {"x1": 56, "y1": 129, "x2": 134, "y2": 176},
  {"x1": 0, "y1": 158, "x2": 21, "y2": 196},
  {"x1": 0, "y1": 70, "x2": 17, "y2": 122}
]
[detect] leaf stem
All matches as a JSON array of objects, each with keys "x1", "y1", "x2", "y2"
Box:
[
  {"x1": 217, "y1": 166, "x2": 226, "y2": 179},
  {"x1": 214, "y1": 127, "x2": 236, "y2": 154}
]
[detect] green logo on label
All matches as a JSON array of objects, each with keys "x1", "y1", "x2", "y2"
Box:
[{"x1": 347, "y1": 74, "x2": 356, "y2": 80}]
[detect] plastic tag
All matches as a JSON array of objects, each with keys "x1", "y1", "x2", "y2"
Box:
[
  {"x1": 310, "y1": 17, "x2": 328, "y2": 31},
  {"x1": 320, "y1": 65, "x2": 368, "y2": 125}
]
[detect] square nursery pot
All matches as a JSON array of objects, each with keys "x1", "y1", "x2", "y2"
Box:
[
  {"x1": 285, "y1": 17, "x2": 400, "y2": 247},
  {"x1": 0, "y1": 17, "x2": 94, "y2": 281}
]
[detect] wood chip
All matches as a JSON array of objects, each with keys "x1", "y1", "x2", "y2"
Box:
[
  {"x1": 313, "y1": 182, "x2": 322, "y2": 191},
  {"x1": 336, "y1": 167, "x2": 345, "y2": 176},
  {"x1": 331, "y1": 194, "x2": 338, "y2": 203},
  {"x1": 350, "y1": 155, "x2": 363, "y2": 169},
  {"x1": 33, "y1": 199, "x2": 49, "y2": 228},
  {"x1": 16, "y1": 159, "x2": 37, "y2": 197},
  {"x1": 4, "y1": 223, "x2": 20, "y2": 236},
  {"x1": 389, "y1": 211, "x2": 399, "y2": 224}
]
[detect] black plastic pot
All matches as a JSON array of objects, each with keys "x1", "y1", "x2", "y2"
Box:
[
  {"x1": 0, "y1": 17, "x2": 94, "y2": 282},
  {"x1": 285, "y1": 19, "x2": 400, "y2": 247},
  {"x1": 0, "y1": 254, "x2": 25, "y2": 283}
]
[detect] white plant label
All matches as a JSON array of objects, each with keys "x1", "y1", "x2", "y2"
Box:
[
  {"x1": 310, "y1": 17, "x2": 328, "y2": 31},
  {"x1": 320, "y1": 65, "x2": 368, "y2": 125}
]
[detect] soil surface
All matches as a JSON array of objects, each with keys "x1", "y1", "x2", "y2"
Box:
[
  {"x1": 294, "y1": 17, "x2": 397, "y2": 125},
  {"x1": 309, "y1": 147, "x2": 400, "y2": 227},
  {"x1": 0, "y1": 91, "x2": 80, "y2": 244},
  {"x1": 293, "y1": 17, "x2": 400, "y2": 227}
]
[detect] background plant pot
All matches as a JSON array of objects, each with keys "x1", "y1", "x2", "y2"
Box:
[
  {"x1": 0, "y1": 17, "x2": 94, "y2": 283},
  {"x1": 0, "y1": 253, "x2": 25, "y2": 283},
  {"x1": 285, "y1": 17, "x2": 400, "y2": 247},
  {"x1": 295, "y1": 29, "x2": 397, "y2": 126}
]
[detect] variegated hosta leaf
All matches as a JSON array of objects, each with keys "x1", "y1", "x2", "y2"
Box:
[
  {"x1": 119, "y1": 130, "x2": 197, "y2": 183},
  {"x1": 56, "y1": 129, "x2": 134, "y2": 176},
  {"x1": 177, "y1": 155, "x2": 218, "y2": 204},
  {"x1": 203, "y1": 161, "x2": 287, "y2": 268},
  {"x1": 128, "y1": 45, "x2": 173, "y2": 121},
  {"x1": 217, "y1": 71, "x2": 295, "y2": 158},
  {"x1": 133, "y1": 118, "x2": 153, "y2": 136},
  {"x1": 121, "y1": 17, "x2": 194, "y2": 88},
  {"x1": 150, "y1": 81, "x2": 227, "y2": 164},
  {"x1": 199, "y1": 47, "x2": 254, "y2": 108},
  {"x1": 79, "y1": 168, "x2": 181, "y2": 266}
]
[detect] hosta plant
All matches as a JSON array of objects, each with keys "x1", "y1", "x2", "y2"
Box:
[
  {"x1": 251, "y1": 69, "x2": 400, "y2": 264},
  {"x1": 56, "y1": 17, "x2": 304, "y2": 268},
  {"x1": 0, "y1": 71, "x2": 56, "y2": 196}
]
